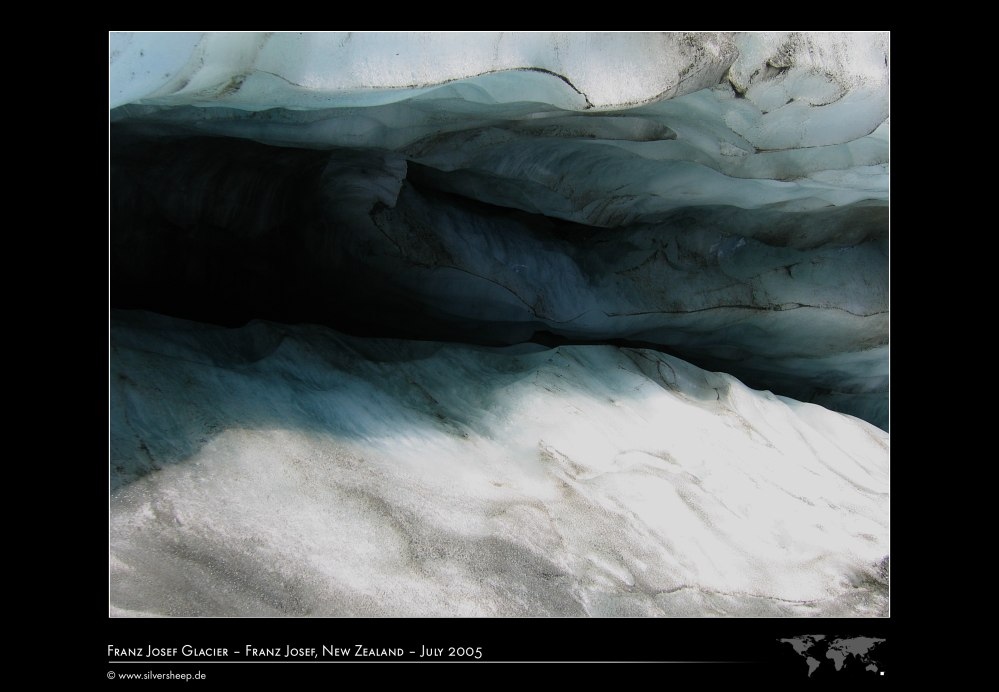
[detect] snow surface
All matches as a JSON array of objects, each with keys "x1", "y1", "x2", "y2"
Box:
[
  {"x1": 110, "y1": 32, "x2": 889, "y2": 225},
  {"x1": 110, "y1": 311, "x2": 888, "y2": 617},
  {"x1": 109, "y1": 32, "x2": 886, "y2": 117}
]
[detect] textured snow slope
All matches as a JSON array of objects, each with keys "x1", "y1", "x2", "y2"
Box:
[{"x1": 110, "y1": 311, "x2": 888, "y2": 617}]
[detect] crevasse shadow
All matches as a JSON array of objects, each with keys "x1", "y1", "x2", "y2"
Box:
[
  {"x1": 110, "y1": 309, "x2": 728, "y2": 491},
  {"x1": 110, "y1": 131, "x2": 887, "y2": 428}
]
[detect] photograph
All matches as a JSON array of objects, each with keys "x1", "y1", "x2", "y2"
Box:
[{"x1": 108, "y1": 30, "x2": 889, "y2": 675}]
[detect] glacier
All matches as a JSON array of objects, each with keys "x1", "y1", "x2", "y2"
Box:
[
  {"x1": 110, "y1": 311, "x2": 887, "y2": 616},
  {"x1": 109, "y1": 31, "x2": 889, "y2": 617}
]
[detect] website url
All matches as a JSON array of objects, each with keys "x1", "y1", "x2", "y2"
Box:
[{"x1": 108, "y1": 671, "x2": 205, "y2": 681}]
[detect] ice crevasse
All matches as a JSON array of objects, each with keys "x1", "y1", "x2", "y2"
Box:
[{"x1": 109, "y1": 31, "x2": 889, "y2": 616}]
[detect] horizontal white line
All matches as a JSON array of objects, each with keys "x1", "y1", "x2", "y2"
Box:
[{"x1": 109, "y1": 660, "x2": 747, "y2": 664}]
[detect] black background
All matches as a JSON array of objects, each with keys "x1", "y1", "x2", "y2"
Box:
[{"x1": 102, "y1": 27, "x2": 893, "y2": 681}]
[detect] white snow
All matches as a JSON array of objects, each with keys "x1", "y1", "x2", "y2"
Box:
[{"x1": 110, "y1": 312, "x2": 888, "y2": 616}]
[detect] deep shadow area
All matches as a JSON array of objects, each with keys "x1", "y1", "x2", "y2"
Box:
[
  {"x1": 111, "y1": 129, "x2": 887, "y2": 428},
  {"x1": 108, "y1": 309, "x2": 738, "y2": 491},
  {"x1": 111, "y1": 130, "x2": 330, "y2": 328}
]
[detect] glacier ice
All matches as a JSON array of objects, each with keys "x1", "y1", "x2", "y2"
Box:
[
  {"x1": 112, "y1": 134, "x2": 887, "y2": 426},
  {"x1": 108, "y1": 31, "x2": 889, "y2": 617},
  {"x1": 109, "y1": 31, "x2": 888, "y2": 225},
  {"x1": 110, "y1": 31, "x2": 889, "y2": 427},
  {"x1": 110, "y1": 311, "x2": 888, "y2": 617}
]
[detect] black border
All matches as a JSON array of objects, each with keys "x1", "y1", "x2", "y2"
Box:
[{"x1": 103, "y1": 30, "x2": 891, "y2": 678}]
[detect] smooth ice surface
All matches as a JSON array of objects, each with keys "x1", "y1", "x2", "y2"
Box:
[
  {"x1": 110, "y1": 32, "x2": 889, "y2": 224},
  {"x1": 110, "y1": 311, "x2": 888, "y2": 617}
]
